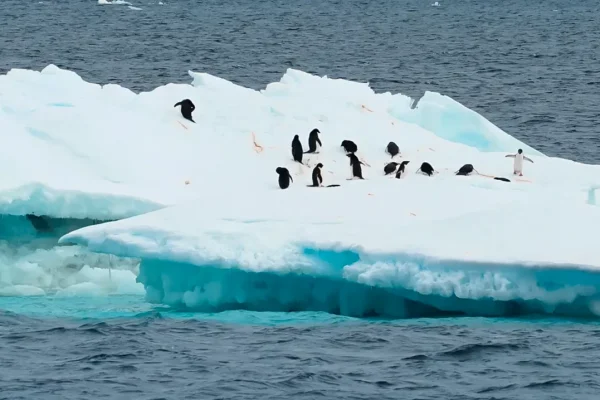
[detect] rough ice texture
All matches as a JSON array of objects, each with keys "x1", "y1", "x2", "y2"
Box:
[{"x1": 4, "y1": 65, "x2": 600, "y2": 317}]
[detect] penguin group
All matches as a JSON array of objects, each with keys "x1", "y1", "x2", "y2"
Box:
[
  {"x1": 170, "y1": 97, "x2": 533, "y2": 190},
  {"x1": 275, "y1": 127, "x2": 534, "y2": 189}
]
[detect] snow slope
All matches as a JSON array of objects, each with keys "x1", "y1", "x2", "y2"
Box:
[{"x1": 1, "y1": 64, "x2": 541, "y2": 220}]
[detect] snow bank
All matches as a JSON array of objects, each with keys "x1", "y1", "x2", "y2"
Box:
[
  {"x1": 61, "y1": 168, "x2": 600, "y2": 317},
  {"x1": 1, "y1": 64, "x2": 541, "y2": 221}
]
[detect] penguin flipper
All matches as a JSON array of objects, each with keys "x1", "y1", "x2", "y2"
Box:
[{"x1": 174, "y1": 101, "x2": 182, "y2": 107}]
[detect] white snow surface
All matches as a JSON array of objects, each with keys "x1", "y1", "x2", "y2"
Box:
[
  {"x1": 1, "y1": 64, "x2": 544, "y2": 220},
  {"x1": 3, "y1": 64, "x2": 600, "y2": 312}
]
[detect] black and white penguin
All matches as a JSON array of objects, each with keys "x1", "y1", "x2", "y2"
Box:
[
  {"x1": 276, "y1": 167, "x2": 293, "y2": 189},
  {"x1": 455, "y1": 164, "x2": 477, "y2": 176},
  {"x1": 395, "y1": 160, "x2": 410, "y2": 179},
  {"x1": 386, "y1": 142, "x2": 400, "y2": 158},
  {"x1": 347, "y1": 153, "x2": 365, "y2": 179},
  {"x1": 384, "y1": 162, "x2": 400, "y2": 175},
  {"x1": 304, "y1": 129, "x2": 322, "y2": 154},
  {"x1": 505, "y1": 149, "x2": 533, "y2": 176},
  {"x1": 341, "y1": 140, "x2": 358, "y2": 154},
  {"x1": 307, "y1": 163, "x2": 340, "y2": 188},
  {"x1": 291, "y1": 135, "x2": 304, "y2": 164},
  {"x1": 174, "y1": 99, "x2": 195, "y2": 123},
  {"x1": 308, "y1": 163, "x2": 324, "y2": 187},
  {"x1": 417, "y1": 162, "x2": 435, "y2": 176}
]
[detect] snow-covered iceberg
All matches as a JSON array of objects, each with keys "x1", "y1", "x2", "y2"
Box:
[{"x1": 3, "y1": 65, "x2": 600, "y2": 317}]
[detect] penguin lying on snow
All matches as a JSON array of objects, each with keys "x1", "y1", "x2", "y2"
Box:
[
  {"x1": 455, "y1": 164, "x2": 478, "y2": 176},
  {"x1": 341, "y1": 140, "x2": 358, "y2": 154},
  {"x1": 386, "y1": 141, "x2": 400, "y2": 158},
  {"x1": 384, "y1": 162, "x2": 400, "y2": 175},
  {"x1": 276, "y1": 167, "x2": 293, "y2": 189},
  {"x1": 417, "y1": 162, "x2": 435, "y2": 176}
]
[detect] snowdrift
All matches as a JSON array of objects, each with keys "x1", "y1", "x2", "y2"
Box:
[
  {"x1": 3, "y1": 65, "x2": 600, "y2": 317},
  {"x1": 1, "y1": 64, "x2": 541, "y2": 221}
]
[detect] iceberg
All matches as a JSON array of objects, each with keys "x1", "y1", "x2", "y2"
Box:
[{"x1": 3, "y1": 65, "x2": 600, "y2": 317}]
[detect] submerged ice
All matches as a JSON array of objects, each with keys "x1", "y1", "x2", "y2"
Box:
[{"x1": 2, "y1": 64, "x2": 600, "y2": 318}]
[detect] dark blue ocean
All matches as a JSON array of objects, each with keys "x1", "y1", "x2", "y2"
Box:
[{"x1": 1, "y1": 0, "x2": 600, "y2": 398}]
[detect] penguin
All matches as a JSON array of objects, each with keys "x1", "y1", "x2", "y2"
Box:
[
  {"x1": 174, "y1": 99, "x2": 195, "y2": 123},
  {"x1": 417, "y1": 162, "x2": 435, "y2": 176},
  {"x1": 347, "y1": 153, "x2": 365, "y2": 179},
  {"x1": 304, "y1": 129, "x2": 322, "y2": 154},
  {"x1": 494, "y1": 177, "x2": 511, "y2": 182},
  {"x1": 455, "y1": 164, "x2": 477, "y2": 176},
  {"x1": 505, "y1": 149, "x2": 533, "y2": 176},
  {"x1": 276, "y1": 167, "x2": 293, "y2": 189},
  {"x1": 395, "y1": 161, "x2": 410, "y2": 179},
  {"x1": 386, "y1": 142, "x2": 400, "y2": 158},
  {"x1": 341, "y1": 140, "x2": 358, "y2": 154},
  {"x1": 384, "y1": 162, "x2": 400, "y2": 175},
  {"x1": 291, "y1": 135, "x2": 304, "y2": 164},
  {"x1": 308, "y1": 163, "x2": 324, "y2": 187}
]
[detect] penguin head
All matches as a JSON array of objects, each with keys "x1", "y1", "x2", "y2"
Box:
[
  {"x1": 294, "y1": 135, "x2": 299, "y2": 140},
  {"x1": 311, "y1": 128, "x2": 320, "y2": 134},
  {"x1": 275, "y1": 167, "x2": 285, "y2": 175},
  {"x1": 518, "y1": 149, "x2": 523, "y2": 154},
  {"x1": 316, "y1": 163, "x2": 323, "y2": 168},
  {"x1": 401, "y1": 160, "x2": 410, "y2": 166}
]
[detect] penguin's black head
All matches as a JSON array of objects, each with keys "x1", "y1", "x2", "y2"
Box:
[
  {"x1": 316, "y1": 163, "x2": 323, "y2": 168},
  {"x1": 312, "y1": 128, "x2": 320, "y2": 134},
  {"x1": 276, "y1": 167, "x2": 285, "y2": 175},
  {"x1": 401, "y1": 160, "x2": 410, "y2": 165},
  {"x1": 518, "y1": 149, "x2": 523, "y2": 154},
  {"x1": 294, "y1": 135, "x2": 299, "y2": 140}
]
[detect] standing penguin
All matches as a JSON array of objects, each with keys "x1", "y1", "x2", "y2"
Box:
[
  {"x1": 384, "y1": 162, "x2": 400, "y2": 175},
  {"x1": 417, "y1": 162, "x2": 435, "y2": 176},
  {"x1": 174, "y1": 99, "x2": 195, "y2": 123},
  {"x1": 304, "y1": 129, "x2": 322, "y2": 154},
  {"x1": 276, "y1": 167, "x2": 293, "y2": 189},
  {"x1": 347, "y1": 153, "x2": 365, "y2": 179},
  {"x1": 505, "y1": 149, "x2": 533, "y2": 176},
  {"x1": 308, "y1": 163, "x2": 324, "y2": 187},
  {"x1": 291, "y1": 135, "x2": 304, "y2": 164},
  {"x1": 395, "y1": 161, "x2": 410, "y2": 179},
  {"x1": 341, "y1": 140, "x2": 358, "y2": 154},
  {"x1": 386, "y1": 142, "x2": 400, "y2": 158}
]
